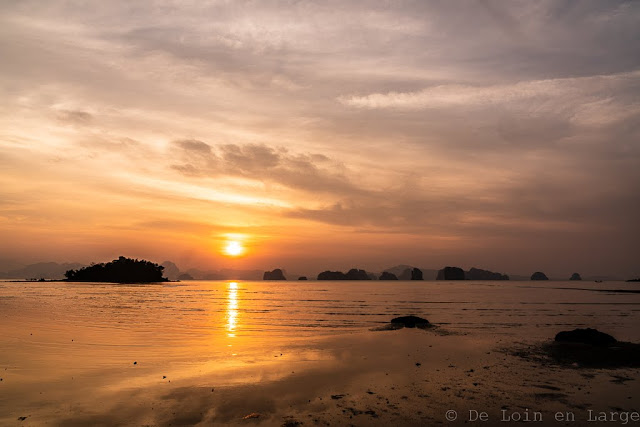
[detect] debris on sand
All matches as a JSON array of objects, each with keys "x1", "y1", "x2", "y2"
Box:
[
  {"x1": 281, "y1": 417, "x2": 302, "y2": 427},
  {"x1": 242, "y1": 412, "x2": 262, "y2": 420}
]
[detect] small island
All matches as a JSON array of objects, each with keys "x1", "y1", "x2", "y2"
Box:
[
  {"x1": 465, "y1": 267, "x2": 509, "y2": 280},
  {"x1": 317, "y1": 269, "x2": 371, "y2": 280},
  {"x1": 436, "y1": 266, "x2": 465, "y2": 280},
  {"x1": 531, "y1": 271, "x2": 549, "y2": 281},
  {"x1": 64, "y1": 256, "x2": 168, "y2": 283},
  {"x1": 263, "y1": 269, "x2": 286, "y2": 280}
]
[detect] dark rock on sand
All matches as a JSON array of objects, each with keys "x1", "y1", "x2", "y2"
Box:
[
  {"x1": 544, "y1": 334, "x2": 640, "y2": 368},
  {"x1": 626, "y1": 278, "x2": 640, "y2": 282},
  {"x1": 379, "y1": 272, "x2": 398, "y2": 280},
  {"x1": 391, "y1": 315, "x2": 431, "y2": 328},
  {"x1": 555, "y1": 328, "x2": 617, "y2": 347},
  {"x1": 297, "y1": 276, "x2": 307, "y2": 280},
  {"x1": 531, "y1": 271, "x2": 549, "y2": 281},
  {"x1": 570, "y1": 273, "x2": 582, "y2": 281},
  {"x1": 436, "y1": 266, "x2": 465, "y2": 280},
  {"x1": 411, "y1": 268, "x2": 423, "y2": 280},
  {"x1": 263, "y1": 269, "x2": 286, "y2": 280},
  {"x1": 512, "y1": 330, "x2": 640, "y2": 368}
]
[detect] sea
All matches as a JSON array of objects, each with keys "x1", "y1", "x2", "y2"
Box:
[{"x1": 1, "y1": 279, "x2": 639, "y2": 358}]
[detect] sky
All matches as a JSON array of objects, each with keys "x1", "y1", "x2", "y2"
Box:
[{"x1": 1, "y1": 0, "x2": 639, "y2": 278}]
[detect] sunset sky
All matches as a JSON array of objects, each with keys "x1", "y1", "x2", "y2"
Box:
[{"x1": 1, "y1": 1, "x2": 639, "y2": 277}]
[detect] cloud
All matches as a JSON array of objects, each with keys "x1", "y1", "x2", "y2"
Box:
[
  {"x1": 173, "y1": 139, "x2": 211, "y2": 154},
  {"x1": 170, "y1": 141, "x2": 360, "y2": 196},
  {"x1": 56, "y1": 109, "x2": 93, "y2": 125},
  {"x1": 338, "y1": 71, "x2": 640, "y2": 113}
]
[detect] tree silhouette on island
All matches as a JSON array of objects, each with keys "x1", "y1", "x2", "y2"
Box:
[{"x1": 64, "y1": 256, "x2": 168, "y2": 283}]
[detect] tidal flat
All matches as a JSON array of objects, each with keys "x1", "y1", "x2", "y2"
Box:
[{"x1": 0, "y1": 280, "x2": 638, "y2": 426}]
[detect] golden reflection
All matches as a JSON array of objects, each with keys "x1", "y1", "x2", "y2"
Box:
[{"x1": 226, "y1": 282, "x2": 238, "y2": 337}]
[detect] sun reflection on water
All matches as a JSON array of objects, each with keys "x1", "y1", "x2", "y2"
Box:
[{"x1": 227, "y1": 282, "x2": 238, "y2": 337}]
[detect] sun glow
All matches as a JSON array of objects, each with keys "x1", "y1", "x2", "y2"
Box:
[{"x1": 224, "y1": 240, "x2": 244, "y2": 257}]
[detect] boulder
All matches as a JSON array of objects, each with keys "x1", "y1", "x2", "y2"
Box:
[
  {"x1": 514, "y1": 331, "x2": 640, "y2": 368},
  {"x1": 569, "y1": 273, "x2": 582, "y2": 281},
  {"x1": 411, "y1": 268, "x2": 423, "y2": 280},
  {"x1": 531, "y1": 271, "x2": 549, "y2": 281},
  {"x1": 298, "y1": 276, "x2": 308, "y2": 280},
  {"x1": 436, "y1": 266, "x2": 465, "y2": 280},
  {"x1": 379, "y1": 272, "x2": 398, "y2": 280},
  {"x1": 555, "y1": 328, "x2": 617, "y2": 347},
  {"x1": 390, "y1": 316, "x2": 430, "y2": 328},
  {"x1": 263, "y1": 269, "x2": 286, "y2": 280}
]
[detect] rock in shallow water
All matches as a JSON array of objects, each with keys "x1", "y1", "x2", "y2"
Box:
[
  {"x1": 390, "y1": 315, "x2": 430, "y2": 328},
  {"x1": 554, "y1": 328, "x2": 617, "y2": 347}
]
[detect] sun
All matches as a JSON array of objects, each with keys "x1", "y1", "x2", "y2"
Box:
[{"x1": 224, "y1": 240, "x2": 244, "y2": 257}]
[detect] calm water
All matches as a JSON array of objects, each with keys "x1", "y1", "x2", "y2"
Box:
[{"x1": 1, "y1": 280, "x2": 639, "y2": 358}]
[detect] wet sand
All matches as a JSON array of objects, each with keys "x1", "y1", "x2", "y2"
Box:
[{"x1": 2, "y1": 327, "x2": 638, "y2": 426}]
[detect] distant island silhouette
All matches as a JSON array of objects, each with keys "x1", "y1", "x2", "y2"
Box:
[
  {"x1": 317, "y1": 269, "x2": 371, "y2": 280},
  {"x1": 64, "y1": 256, "x2": 168, "y2": 283},
  {"x1": 263, "y1": 269, "x2": 286, "y2": 280},
  {"x1": 1, "y1": 258, "x2": 631, "y2": 282},
  {"x1": 436, "y1": 266, "x2": 465, "y2": 280},
  {"x1": 434, "y1": 266, "x2": 509, "y2": 280},
  {"x1": 531, "y1": 271, "x2": 549, "y2": 280}
]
